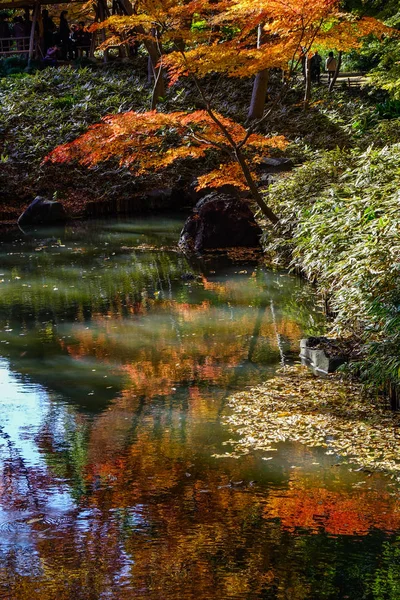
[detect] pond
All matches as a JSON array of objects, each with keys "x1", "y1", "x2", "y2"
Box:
[{"x1": 0, "y1": 217, "x2": 399, "y2": 600}]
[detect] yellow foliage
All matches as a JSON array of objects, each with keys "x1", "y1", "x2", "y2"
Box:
[{"x1": 94, "y1": 0, "x2": 395, "y2": 80}]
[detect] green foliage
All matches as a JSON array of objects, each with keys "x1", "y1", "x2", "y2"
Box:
[
  {"x1": 370, "y1": 58, "x2": 400, "y2": 100},
  {"x1": 264, "y1": 144, "x2": 400, "y2": 395},
  {"x1": 369, "y1": 539, "x2": 400, "y2": 600},
  {"x1": 0, "y1": 66, "x2": 147, "y2": 163},
  {"x1": 0, "y1": 55, "x2": 28, "y2": 77},
  {"x1": 375, "y1": 99, "x2": 400, "y2": 118},
  {"x1": 340, "y1": 0, "x2": 400, "y2": 103}
]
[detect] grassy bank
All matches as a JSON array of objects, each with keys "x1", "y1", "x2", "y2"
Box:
[
  {"x1": 0, "y1": 64, "x2": 390, "y2": 220},
  {"x1": 263, "y1": 141, "x2": 400, "y2": 400}
]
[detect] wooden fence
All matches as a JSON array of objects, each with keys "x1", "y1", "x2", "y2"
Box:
[{"x1": 0, "y1": 36, "x2": 31, "y2": 56}]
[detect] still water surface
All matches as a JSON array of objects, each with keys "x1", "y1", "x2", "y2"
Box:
[{"x1": 0, "y1": 218, "x2": 399, "y2": 600}]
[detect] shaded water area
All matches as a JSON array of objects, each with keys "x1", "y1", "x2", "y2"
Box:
[{"x1": 0, "y1": 217, "x2": 399, "y2": 600}]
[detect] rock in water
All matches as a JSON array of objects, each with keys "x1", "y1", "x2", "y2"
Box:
[
  {"x1": 300, "y1": 337, "x2": 347, "y2": 374},
  {"x1": 179, "y1": 192, "x2": 262, "y2": 252},
  {"x1": 18, "y1": 196, "x2": 68, "y2": 229}
]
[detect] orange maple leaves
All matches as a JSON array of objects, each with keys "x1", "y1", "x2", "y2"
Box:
[
  {"x1": 44, "y1": 0, "x2": 395, "y2": 208},
  {"x1": 94, "y1": 0, "x2": 394, "y2": 83},
  {"x1": 45, "y1": 110, "x2": 287, "y2": 190}
]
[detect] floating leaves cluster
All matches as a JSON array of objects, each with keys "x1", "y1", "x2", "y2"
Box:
[{"x1": 221, "y1": 365, "x2": 400, "y2": 479}]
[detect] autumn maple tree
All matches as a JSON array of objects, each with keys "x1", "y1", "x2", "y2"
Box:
[
  {"x1": 94, "y1": 0, "x2": 392, "y2": 109},
  {"x1": 46, "y1": 0, "x2": 394, "y2": 224},
  {"x1": 46, "y1": 110, "x2": 287, "y2": 223}
]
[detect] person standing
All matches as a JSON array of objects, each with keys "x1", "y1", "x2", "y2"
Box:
[
  {"x1": 325, "y1": 51, "x2": 337, "y2": 83},
  {"x1": 42, "y1": 9, "x2": 56, "y2": 52},
  {"x1": 311, "y1": 50, "x2": 322, "y2": 84},
  {"x1": 58, "y1": 10, "x2": 70, "y2": 59}
]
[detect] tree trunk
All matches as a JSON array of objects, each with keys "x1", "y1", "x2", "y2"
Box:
[
  {"x1": 328, "y1": 51, "x2": 343, "y2": 92},
  {"x1": 234, "y1": 147, "x2": 279, "y2": 224},
  {"x1": 150, "y1": 64, "x2": 165, "y2": 109},
  {"x1": 303, "y1": 54, "x2": 311, "y2": 108},
  {"x1": 97, "y1": 0, "x2": 109, "y2": 62},
  {"x1": 248, "y1": 69, "x2": 270, "y2": 120},
  {"x1": 247, "y1": 24, "x2": 269, "y2": 120},
  {"x1": 196, "y1": 78, "x2": 280, "y2": 224},
  {"x1": 118, "y1": 0, "x2": 133, "y2": 14},
  {"x1": 146, "y1": 36, "x2": 165, "y2": 107},
  {"x1": 28, "y1": 1, "x2": 40, "y2": 64}
]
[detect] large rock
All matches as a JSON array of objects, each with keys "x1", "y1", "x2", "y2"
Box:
[
  {"x1": 300, "y1": 337, "x2": 347, "y2": 374},
  {"x1": 179, "y1": 192, "x2": 262, "y2": 252},
  {"x1": 18, "y1": 196, "x2": 68, "y2": 229}
]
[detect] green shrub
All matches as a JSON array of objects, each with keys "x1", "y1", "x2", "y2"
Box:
[
  {"x1": 375, "y1": 99, "x2": 400, "y2": 119},
  {"x1": 264, "y1": 145, "x2": 400, "y2": 395},
  {"x1": 0, "y1": 55, "x2": 28, "y2": 77}
]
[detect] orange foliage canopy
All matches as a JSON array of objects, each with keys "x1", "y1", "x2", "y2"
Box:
[
  {"x1": 45, "y1": 0, "x2": 395, "y2": 212},
  {"x1": 166, "y1": 4, "x2": 393, "y2": 83},
  {"x1": 44, "y1": 110, "x2": 287, "y2": 190},
  {"x1": 94, "y1": 0, "x2": 395, "y2": 83}
]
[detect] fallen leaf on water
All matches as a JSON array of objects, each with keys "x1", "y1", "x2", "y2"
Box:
[{"x1": 221, "y1": 365, "x2": 400, "y2": 480}]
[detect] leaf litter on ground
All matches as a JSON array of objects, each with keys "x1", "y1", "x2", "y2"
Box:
[{"x1": 216, "y1": 365, "x2": 400, "y2": 480}]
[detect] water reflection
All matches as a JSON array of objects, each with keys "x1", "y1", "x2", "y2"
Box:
[{"x1": 0, "y1": 218, "x2": 399, "y2": 599}]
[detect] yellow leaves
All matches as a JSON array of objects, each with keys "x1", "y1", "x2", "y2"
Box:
[
  {"x1": 224, "y1": 365, "x2": 400, "y2": 479},
  {"x1": 248, "y1": 133, "x2": 288, "y2": 151},
  {"x1": 88, "y1": 0, "x2": 396, "y2": 84},
  {"x1": 318, "y1": 15, "x2": 396, "y2": 52},
  {"x1": 165, "y1": 43, "x2": 291, "y2": 80},
  {"x1": 91, "y1": 0, "x2": 204, "y2": 43}
]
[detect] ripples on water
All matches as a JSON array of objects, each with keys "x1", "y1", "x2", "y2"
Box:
[{"x1": 0, "y1": 218, "x2": 399, "y2": 599}]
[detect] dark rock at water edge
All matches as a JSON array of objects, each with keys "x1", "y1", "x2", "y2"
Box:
[
  {"x1": 300, "y1": 337, "x2": 347, "y2": 375},
  {"x1": 18, "y1": 196, "x2": 68, "y2": 229},
  {"x1": 179, "y1": 192, "x2": 262, "y2": 252}
]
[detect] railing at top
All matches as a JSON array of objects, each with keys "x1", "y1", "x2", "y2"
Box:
[{"x1": 0, "y1": 37, "x2": 31, "y2": 55}]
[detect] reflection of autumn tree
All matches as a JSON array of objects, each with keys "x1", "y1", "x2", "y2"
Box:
[
  {"x1": 267, "y1": 485, "x2": 400, "y2": 535},
  {"x1": 0, "y1": 254, "x2": 318, "y2": 412},
  {"x1": 62, "y1": 290, "x2": 303, "y2": 401},
  {"x1": 0, "y1": 228, "x2": 343, "y2": 599},
  {"x1": 265, "y1": 469, "x2": 400, "y2": 536},
  {"x1": 6, "y1": 397, "x2": 400, "y2": 599}
]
